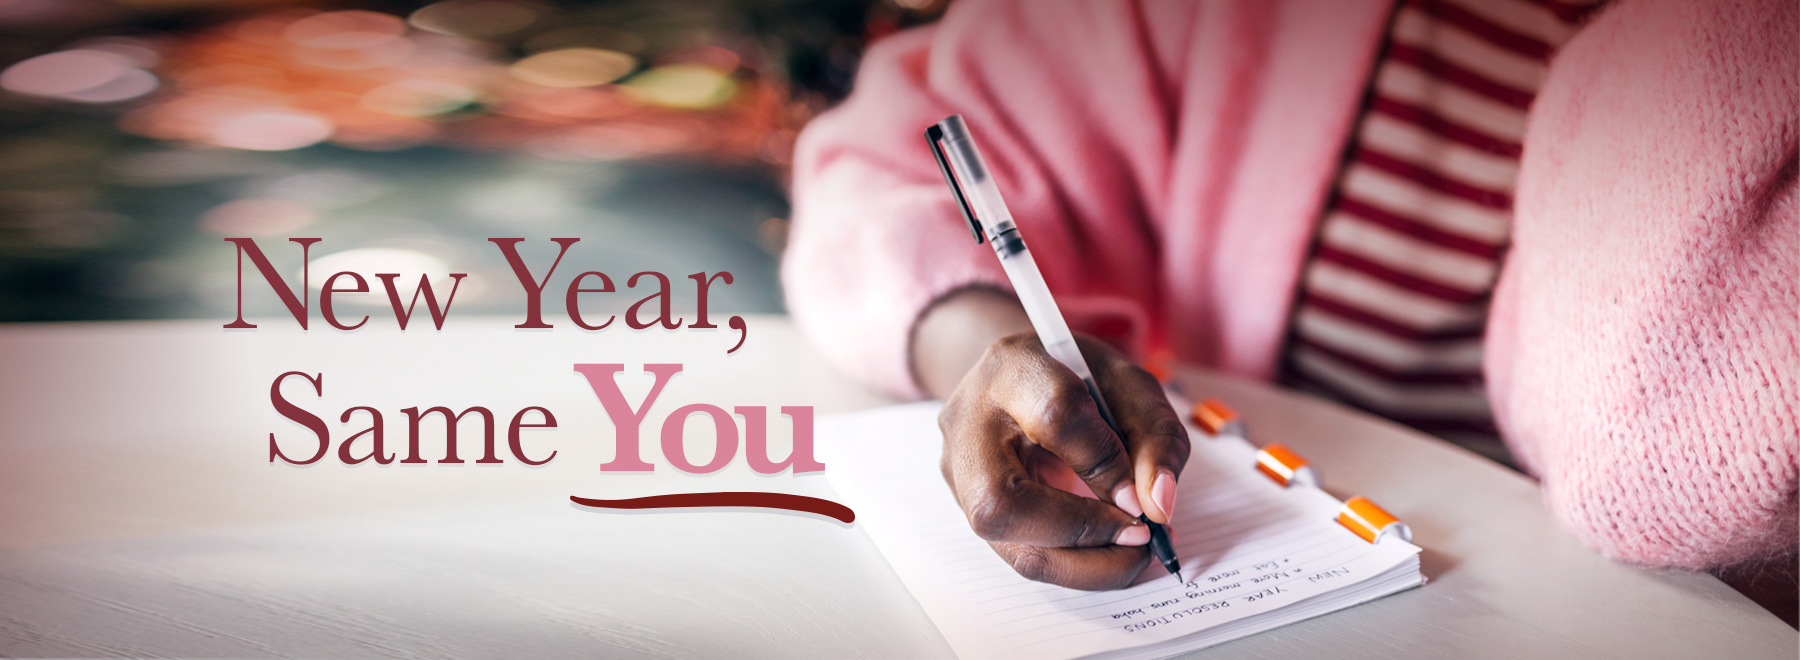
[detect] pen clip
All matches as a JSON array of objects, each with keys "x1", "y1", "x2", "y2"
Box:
[{"x1": 925, "y1": 123, "x2": 985, "y2": 244}]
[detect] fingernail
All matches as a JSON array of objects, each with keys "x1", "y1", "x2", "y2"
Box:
[
  {"x1": 1151, "y1": 470, "x2": 1177, "y2": 523},
  {"x1": 1114, "y1": 522, "x2": 1150, "y2": 546},
  {"x1": 1111, "y1": 483, "x2": 1145, "y2": 518}
]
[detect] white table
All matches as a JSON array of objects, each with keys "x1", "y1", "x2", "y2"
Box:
[{"x1": 0, "y1": 316, "x2": 1791, "y2": 658}]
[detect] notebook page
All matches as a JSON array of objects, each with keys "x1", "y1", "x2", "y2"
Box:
[{"x1": 819, "y1": 402, "x2": 1420, "y2": 660}]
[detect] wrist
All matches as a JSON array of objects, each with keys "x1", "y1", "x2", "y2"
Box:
[{"x1": 910, "y1": 287, "x2": 1033, "y2": 399}]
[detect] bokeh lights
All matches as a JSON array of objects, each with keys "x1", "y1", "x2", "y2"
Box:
[
  {"x1": 88, "y1": 4, "x2": 800, "y2": 159},
  {"x1": 2, "y1": 47, "x2": 160, "y2": 103},
  {"x1": 0, "y1": 0, "x2": 947, "y2": 322}
]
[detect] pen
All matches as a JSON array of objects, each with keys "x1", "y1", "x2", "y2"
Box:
[{"x1": 926, "y1": 114, "x2": 1182, "y2": 579}]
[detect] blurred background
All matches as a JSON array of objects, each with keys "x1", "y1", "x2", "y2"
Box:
[{"x1": 0, "y1": 0, "x2": 946, "y2": 322}]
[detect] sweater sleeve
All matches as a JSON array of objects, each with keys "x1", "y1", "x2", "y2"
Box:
[
  {"x1": 1486, "y1": 0, "x2": 1799, "y2": 569},
  {"x1": 780, "y1": 0, "x2": 1186, "y2": 398}
]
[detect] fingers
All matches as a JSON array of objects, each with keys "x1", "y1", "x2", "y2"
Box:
[
  {"x1": 936, "y1": 329, "x2": 1187, "y2": 590},
  {"x1": 964, "y1": 473, "x2": 1152, "y2": 549},
  {"x1": 940, "y1": 410, "x2": 1149, "y2": 549},
  {"x1": 988, "y1": 541, "x2": 1151, "y2": 590},
  {"x1": 1083, "y1": 336, "x2": 1192, "y2": 525},
  {"x1": 983, "y1": 334, "x2": 1144, "y2": 518}
]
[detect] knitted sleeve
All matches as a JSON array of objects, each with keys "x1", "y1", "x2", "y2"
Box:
[
  {"x1": 1486, "y1": 0, "x2": 1798, "y2": 569},
  {"x1": 780, "y1": 0, "x2": 1189, "y2": 398}
]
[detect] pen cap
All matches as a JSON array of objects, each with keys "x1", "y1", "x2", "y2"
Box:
[
  {"x1": 925, "y1": 119, "x2": 983, "y2": 244},
  {"x1": 926, "y1": 115, "x2": 1018, "y2": 246},
  {"x1": 936, "y1": 115, "x2": 988, "y2": 181}
]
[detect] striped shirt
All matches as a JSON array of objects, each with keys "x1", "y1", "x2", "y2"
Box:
[{"x1": 1279, "y1": 0, "x2": 1601, "y2": 465}]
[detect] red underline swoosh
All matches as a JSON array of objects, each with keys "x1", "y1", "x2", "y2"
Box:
[{"x1": 570, "y1": 492, "x2": 856, "y2": 523}]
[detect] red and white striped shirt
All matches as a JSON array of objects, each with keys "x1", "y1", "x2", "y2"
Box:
[{"x1": 1280, "y1": 0, "x2": 1600, "y2": 464}]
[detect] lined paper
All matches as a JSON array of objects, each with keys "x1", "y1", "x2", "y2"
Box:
[{"x1": 820, "y1": 402, "x2": 1421, "y2": 660}]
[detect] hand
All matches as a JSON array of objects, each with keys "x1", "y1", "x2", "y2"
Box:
[{"x1": 937, "y1": 332, "x2": 1191, "y2": 590}]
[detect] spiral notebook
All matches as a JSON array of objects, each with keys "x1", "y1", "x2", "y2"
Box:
[{"x1": 818, "y1": 398, "x2": 1424, "y2": 660}]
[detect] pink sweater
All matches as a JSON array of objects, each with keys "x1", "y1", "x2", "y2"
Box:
[{"x1": 782, "y1": 0, "x2": 1797, "y2": 572}]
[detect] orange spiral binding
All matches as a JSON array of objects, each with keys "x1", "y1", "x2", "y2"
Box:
[
  {"x1": 1190, "y1": 398, "x2": 1245, "y2": 437},
  {"x1": 1336, "y1": 496, "x2": 1411, "y2": 544},
  {"x1": 1254, "y1": 443, "x2": 1318, "y2": 488}
]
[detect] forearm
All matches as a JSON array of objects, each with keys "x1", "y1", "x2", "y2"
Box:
[{"x1": 911, "y1": 288, "x2": 1033, "y2": 400}]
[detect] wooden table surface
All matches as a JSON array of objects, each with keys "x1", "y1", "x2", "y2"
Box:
[{"x1": 0, "y1": 316, "x2": 1791, "y2": 658}]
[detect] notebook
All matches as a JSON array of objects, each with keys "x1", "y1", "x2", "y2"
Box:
[{"x1": 818, "y1": 398, "x2": 1423, "y2": 660}]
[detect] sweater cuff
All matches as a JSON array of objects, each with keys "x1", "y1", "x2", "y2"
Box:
[{"x1": 782, "y1": 164, "x2": 1009, "y2": 400}]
